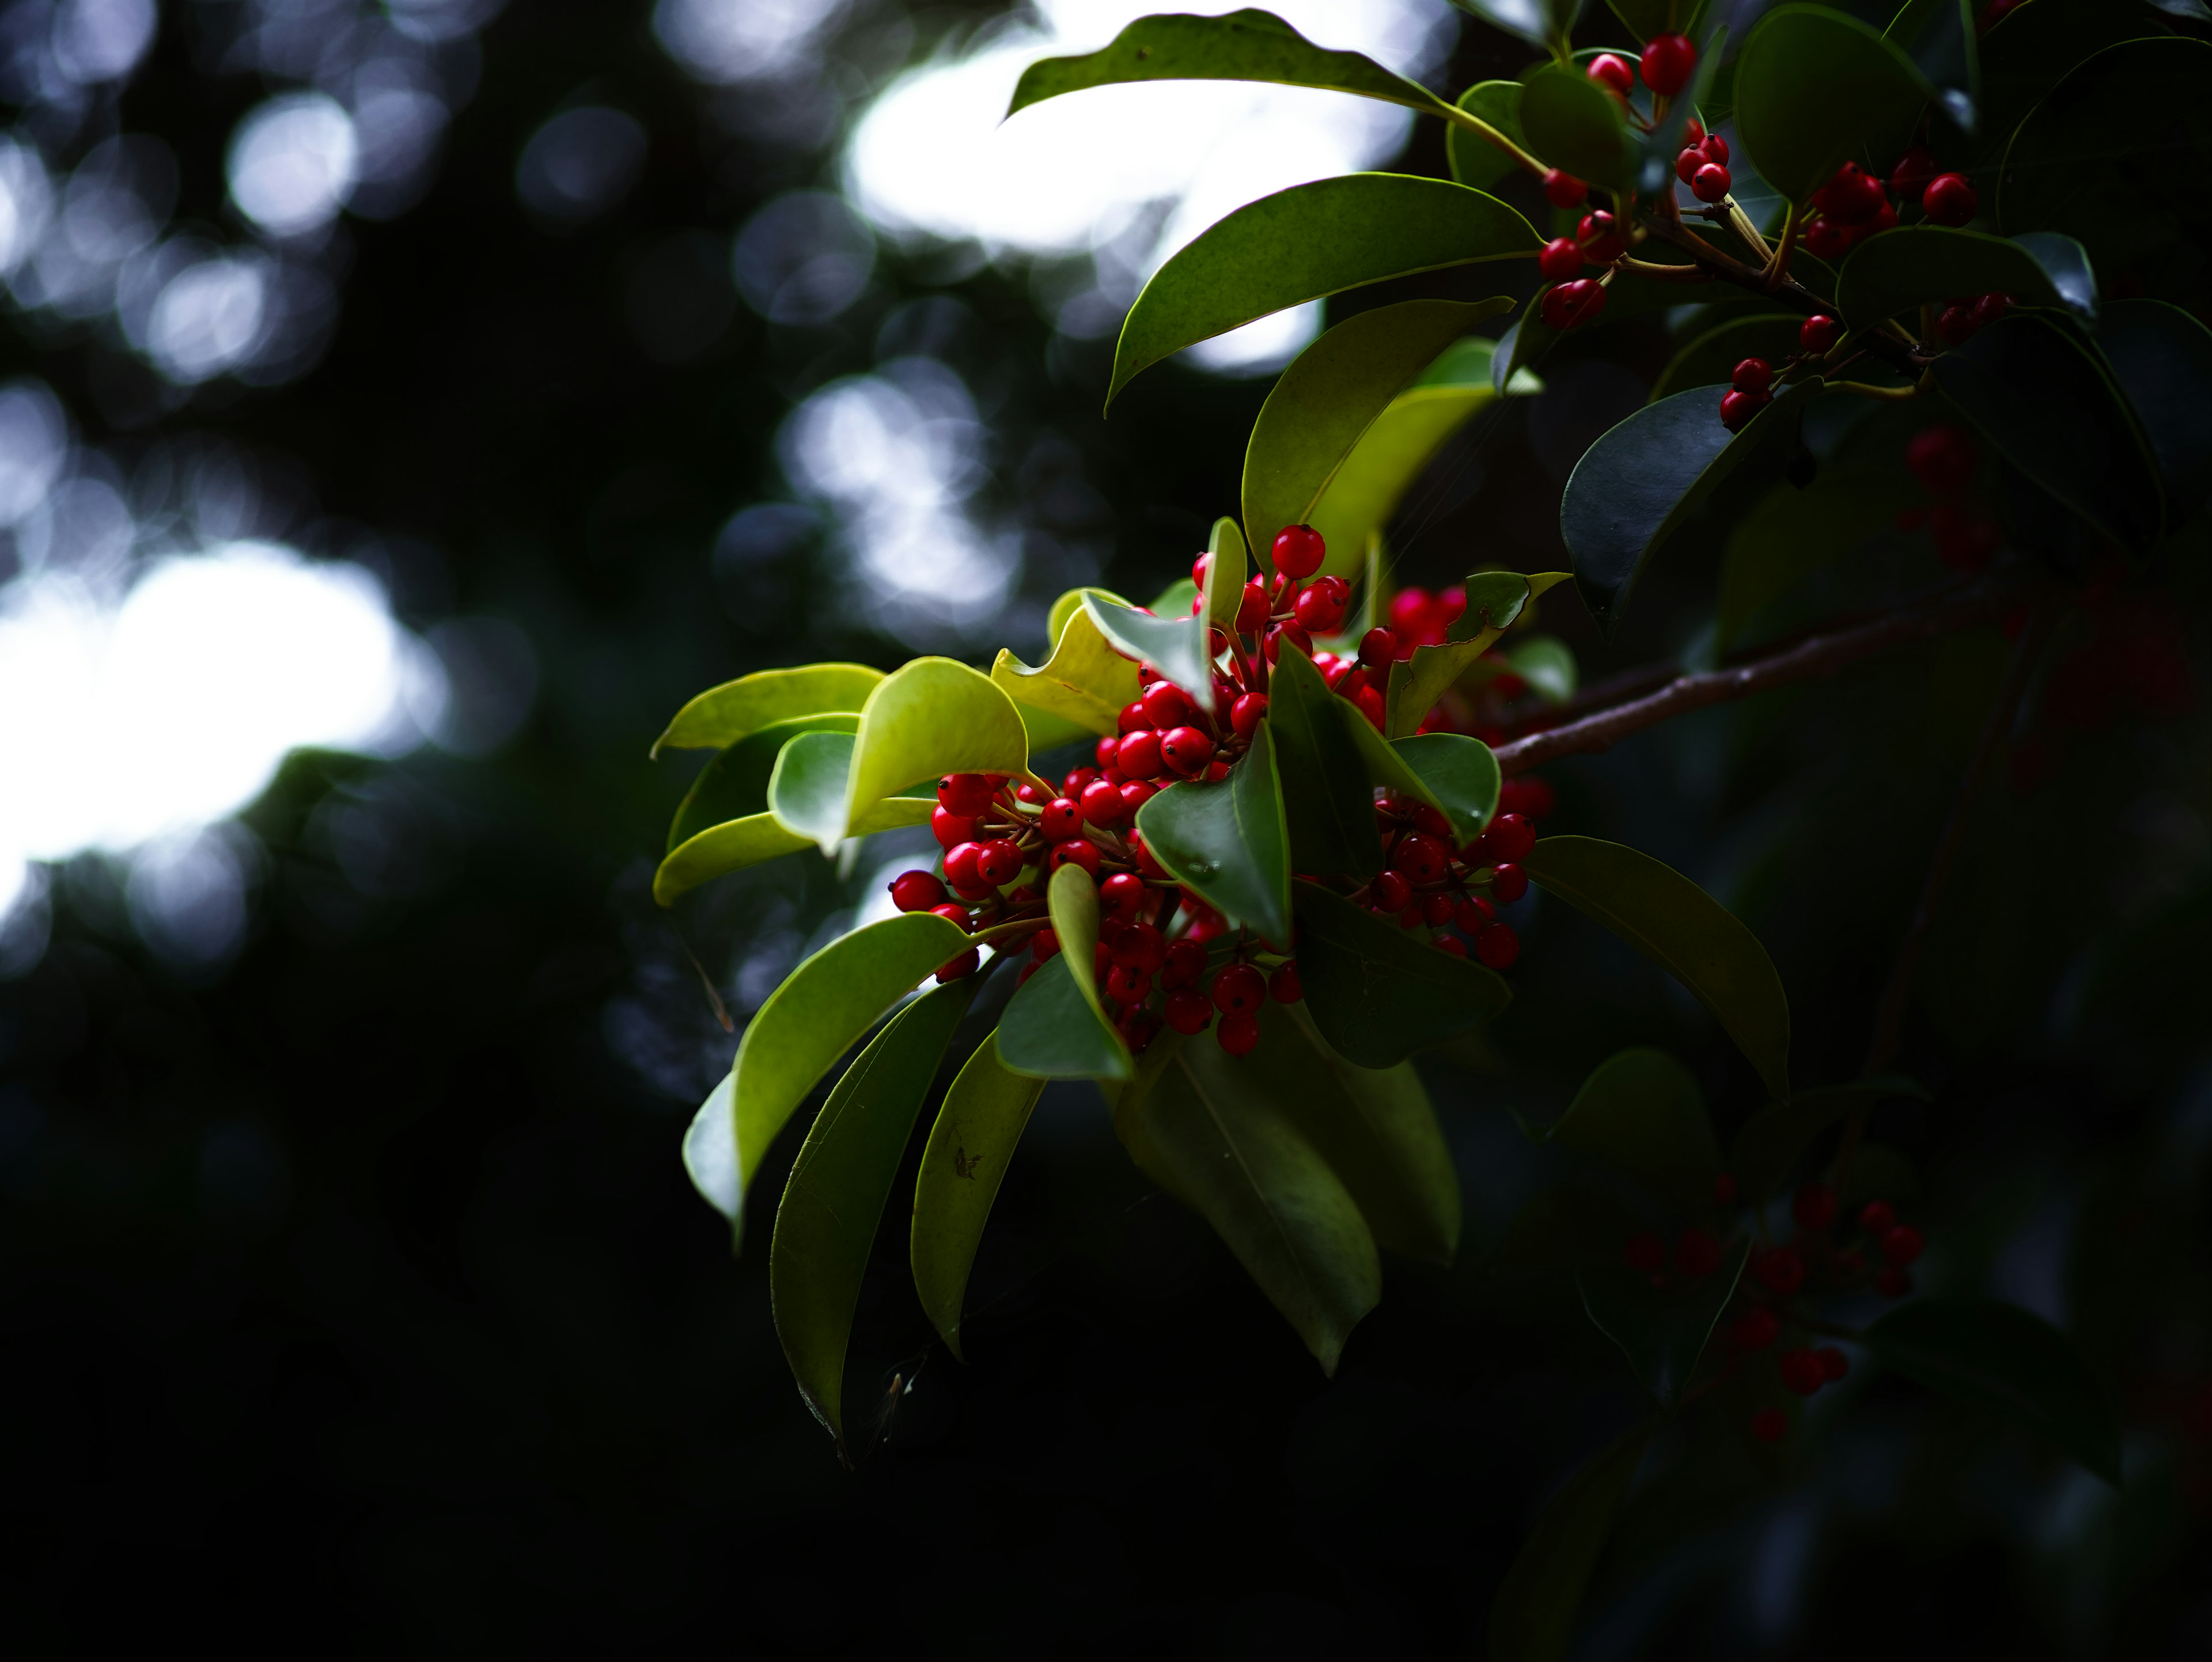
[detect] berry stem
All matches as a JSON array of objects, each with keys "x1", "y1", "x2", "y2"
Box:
[
  {"x1": 1830, "y1": 380, "x2": 1923, "y2": 402},
  {"x1": 1728, "y1": 198, "x2": 1775, "y2": 266},
  {"x1": 1761, "y1": 202, "x2": 1798, "y2": 284}
]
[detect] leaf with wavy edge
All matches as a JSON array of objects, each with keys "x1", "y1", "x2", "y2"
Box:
[
  {"x1": 1384, "y1": 570, "x2": 1572, "y2": 737},
  {"x1": 652, "y1": 662, "x2": 884, "y2": 758},
  {"x1": 911, "y1": 1032, "x2": 1047, "y2": 1360},
  {"x1": 991, "y1": 590, "x2": 1144, "y2": 737},
  {"x1": 1389, "y1": 732, "x2": 1500, "y2": 844}
]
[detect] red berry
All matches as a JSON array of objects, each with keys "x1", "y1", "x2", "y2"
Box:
[
  {"x1": 1905, "y1": 424, "x2": 1978, "y2": 495},
  {"x1": 1141, "y1": 680, "x2": 1192, "y2": 731},
  {"x1": 1452, "y1": 895, "x2": 1494, "y2": 933},
  {"x1": 1229, "y1": 692, "x2": 1267, "y2": 739},
  {"x1": 1164, "y1": 987, "x2": 1211, "y2": 1034},
  {"x1": 1733, "y1": 1307, "x2": 1780, "y2": 1350},
  {"x1": 1624, "y1": 1231, "x2": 1666, "y2": 1274},
  {"x1": 1684, "y1": 117, "x2": 1705, "y2": 146},
  {"x1": 1122, "y1": 1009, "x2": 1161, "y2": 1053},
  {"x1": 1542, "y1": 168, "x2": 1586, "y2": 208},
  {"x1": 1800, "y1": 314, "x2": 1839, "y2": 354},
  {"x1": 1817, "y1": 1345, "x2": 1849, "y2": 1382},
  {"x1": 1234, "y1": 579, "x2": 1270, "y2": 633},
  {"x1": 1490, "y1": 864, "x2": 1528, "y2": 904},
  {"x1": 1640, "y1": 32, "x2": 1696, "y2": 96},
  {"x1": 1932, "y1": 503, "x2": 2001, "y2": 571},
  {"x1": 1062, "y1": 767, "x2": 1098, "y2": 799},
  {"x1": 1354, "y1": 626, "x2": 1393, "y2": 669},
  {"x1": 1675, "y1": 1227, "x2": 1722, "y2": 1277},
  {"x1": 1486, "y1": 812, "x2": 1536, "y2": 862},
  {"x1": 1980, "y1": 0, "x2": 2021, "y2": 29},
  {"x1": 1474, "y1": 921, "x2": 1519, "y2": 970},
  {"x1": 936, "y1": 948, "x2": 980, "y2": 983},
  {"x1": 1398, "y1": 906, "x2": 1424, "y2": 931},
  {"x1": 1369, "y1": 870, "x2": 1411, "y2": 914},
  {"x1": 1714, "y1": 1173, "x2": 1737, "y2": 1206},
  {"x1": 1857, "y1": 1200, "x2": 1896, "y2": 1236},
  {"x1": 1874, "y1": 1266, "x2": 1912, "y2": 1298},
  {"x1": 932, "y1": 805, "x2": 981, "y2": 849},
  {"x1": 928, "y1": 902, "x2": 970, "y2": 929},
  {"x1": 1882, "y1": 1224, "x2": 1924, "y2": 1266},
  {"x1": 1039, "y1": 797, "x2": 1084, "y2": 842},
  {"x1": 1815, "y1": 162, "x2": 1885, "y2": 227},
  {"x1": 1212, "y1": 963, "x2": 1267, "y2": 1014},
  {"x1": 1160, "y1": 726, "x2": 1215, "y2": 776},
  {"x1": 1100, "y1": 871, "x2": 1148, "y2": 920},
  {"x1": 1720, "y1": 388, "x2": 1771, "y2": 433},
  {"x1": 1420, "y1": 891, "x2": 1456, "y2": 927},
  {"x1": 1538, "y1": 236, "x2": 1583, "y2": 282},
  {"x1": 1586, "y1": 52, "x2": 1634, "y2": 98},
  {"x1": 1293, "y1": 583, "x2": 1346, "y2": 633},
  {"x1": 1114, "y1": 919, "x2": 1165, "y2": 971},
  {"x1": 1263, "y1": 621, "x2": 1312, "y2": 663},
  {"x1": 1749, "y1": 1407, "x2": 1787, "y2": 1444},
  {"x1": 1031, "y1": 927, "x2": 1059, "y2": 960},
  {"x1": 1160, "y1": 937, "x2": 1206, "y2": 989},
  {"x1": 937, "y1": 773, "x2": 993, "y2": 816},
  {"x1": 1675, "y1": 147, "x2": 1703, "y2": 186},
  {"x1": 1268, "y1": 961, "x2": 1301, "y2": 1003},
  {"x1": 1540, "y1": 277, "x2": 1607, "y2": 331},
  {"x1": 1753, "y1": 1247, "x2": 1806, "y2": 1296},
  {"x1": 1802, "y1": 215, "x2": 1849, "y2": 260},
  {"x1": 1936, "y1": 303, "x2": 1975, "y2": 347},
  {"x1": 1105, "y1": 964, "x2": 1150, "y2": 1004},
  {"x1": 1577, "y1": 210, "x2": 1626, "y2": 263},
  {"x1": 1778, "y1": 1347, "x2": 1826, "y2": 1396},
  {"x1": 1048, "y1": 838, "x2": 1101, "y2": 877},
  {"x1": 1498, "y1": 775, "x2": 1555, "y2": 820},
  {"x1": 1699, "y1": 132, "x2": 1729, "y2": 165},
  {"x1": 1111, "y1": 728, "x2": 1160, "y2": 781},
  {"x1": 1691, "y1": 162, "x2": 1732, "y2": 203},
  {"x1": 1923, "y1": 172, "x2": 1976, "y2": 226},
  {"x1": 1889, "y1": 143, "x2": 1937, "y2": 199},
  {"x1": 890, "y1": 870, "x2": 947, "y2": 913},
  {"x1": 1732, "y1": 357, "x2": 1774, "y2": 394},
  {"x1": 1792, "y1": 1184, "x2": 1838, "y2": 1233},
  {"x1": 974, "y1": 838, "x2": 1024, "y2": 886},
  {"x1": 1080, "y1": 778, "x2": 1128, "y2": 826},
  {"x1": 1271, "y1": 523, "x2": 1325, "y2": 579},
  {"x1": 1216, "y1": 1012, "x2": 1260, "y2": 1055},
  {"x1": 1970, "y1": 290, "x2": 2010, "y2": 331},
  {"x1": 944, "y1": 841, "x2": 983, "y2": 891},
  {"x1": 1434, "y1": 934, "x2": 1467, "y2": 957},
  {"x1": 1392, "y1": 832, "x2": 1450, "y2": 885},
  {"x1": 1120, "y1": 779, "x2": 1159, "y2": 815}
]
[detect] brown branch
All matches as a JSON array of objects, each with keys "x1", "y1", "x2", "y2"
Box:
[{"x1": 1490, "y1": 580, "x2": 2031, "y2": 778}]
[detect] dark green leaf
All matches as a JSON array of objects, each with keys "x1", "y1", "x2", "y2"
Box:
[
  {"x1": 1267, "y1": 644, "x2": 1387, "y2": 880},
  {"x1": 1136, "y1": 724, "x2": 1294, "y2": 945},
  {"x1": 1835, "y1": 226, "x2": 2095, "y2": 330},
  {"x1": 1047, "y1": 861, "x2": 1112, "y2": 1031},
  {"x1": 771, "y1": 980, "x2": 974, "y2": 1451},
  {"x1": 1865, "y1": 1297, "x2": 2123, "y2": 1485},
  {"x1": 1560, "y1": 377, "x2": 1823, "y2": 638},
  {"x1": 1081, "y1": 592, "x2": 1211, "y2": 710},
  {"x1": 1715, "y1": 463, "x2": 1926, "y2": 649},
  {"x1": 1518, "y1": 63, "x2": 1638, "y2": 192},
  {"x1": 1884, "y1": 0, "x2": 1978, "y2": 134},
  {"x1": 1244, "y1": 298, "x2": 1512, "y2": 563},
  {"x1": 1499, "y1": 635, "x2": 1576, "y2": 703},
  {"x1": 1137, "y1": 1023, "x2": 1382, "y2": 1373},
  {"x1": 1521, "y1": 837, "x2": 1791, "y2": 1099},
  {"x1": 1385, "y1": 570, "x2": 1573, "y2": 736},
  {"x1": 1836, "y1": 1140, "x2": 1917, "y2": 1206},
  {"x1": 1497, "y1": 1184, "x2": 1652, "y2": 1269},
  {"x1": 1978, "y1": 0, "x2": 2171, "y2": 153},
  {"x1": 1730, "y1": 1075, "x2": 1931, "y2": 1199},
  {"x1": 1734, "y1": 5, "x2": 1935, "y2": 203},
  {"x1": 1550, "y1": 1047, "x2": 1721, "y2": 1214},
  {"x1": 910, "y1": 1031, "x2": 1046, "y2": 1361},
  {"x1": 1292, "y1": 880, "x2": 1513, "y2": 1069},
  {"x1": 1389, "y1": 732, "x2": 1501, "y2": 845},
  {"x1": 1929, "y1": 311, "x2": 2163, "y2": 553},
  {"x1": 667, "y1": 713, "x2": 861, "y2": 851},
  {"x1": 2095, "y1": 298, "x2": 2212, "y2": 530},
  {"x1": 1451, "y1": 0, "x2": 1581, "y2": 51},
  {"x1": 1607, "y1": 0, "x2": 1709, "y2": 43},
  {"x1": 1108, "y1": 174, "x2": 1539, "y2": 406},
  {"x1": 1487, "y1": 1422, "x2": 1653, "y2": 1662},
  {"x1": 1650, "y1": 313, "x2": 1806, "y2": 403},
  {"x1": 1578, "y1": 1237, "x2": 1749, "y2": 1404},
  {"x1": 1446, "y1": 80, "x2": 1528, "y2": 191},
  {"x1": 995, "y1": 952, "x2": 1131, "y2": 1081},
  {"x1": 652, "y1": 662, "x2": 883, "y2": 757}
]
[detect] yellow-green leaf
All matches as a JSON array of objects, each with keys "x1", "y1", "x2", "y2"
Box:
[
  {"x1": 1206, "y1": 516, "x2": 1247, "y2": 630},
  {"x1": 911, "y1": 1031, "x2": 1046, "y2": 1361},
  {"x1": 844, "y1": 657, "x2": 1031, "y2": 836},
  {"x1": 654, "y1": 816, "x2": 815, "y2": 906},
  {"x1": 991, "y1": 595, "x2": 1143, "y2": 737},
  {"x1": 652, "y1": 662, "x2": 884, "y2": 758}
]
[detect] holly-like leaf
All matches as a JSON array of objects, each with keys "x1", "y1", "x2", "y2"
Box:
[
  {"x1": 1650, "y1": 313, "x2": 1811, "y2": 403},
  {"x1": 681, "y1": 911, "x2": 973, "y2": 1241},
  {"x1": 991, "y1": 591, "x2": 1144, "y2": 737},
  {"x1": 2095, "y1": 299, "x2": 2212, "y2": 532},
  {"x1": 1243, "y1": 298, "x2": 1512, "y2": 566},
  {"x1": 995, "y1": 952, "x2": 1130, "y2": 1081},
  {"x1": 1730, "y1": 1075, "x2": 1931, "y2": 1199},
  {"x1": 1135, "y1": 725, "x2": 1293, "y2": 945},
  {"x1": 1560, "y1": 377, "x2": 1823, "y2": 639},
  {"x1": 1135, "y1": 1023, "x2": 1382, "y2": 1374},
  {"x1": 1715, "y1": 462, "x2": 1924, "y2": 649},
  {"x1": 1835, "y1": 226, "x2": 2095, "y2": 330},
  {"x1": 1518, "y1": 61, "x2": 1638, "y2": 192},
  {"x1": 910, "y1": 1031, "x2": 1046, "y2": 1361},
  {"x1": 844, "y1": 658, "x2": 1031, "y2": 836},
  {"x1": 769, "y1": 730, "x2": 935, "y2": 855},
  {"x1": 771, "y1": 980, "x2": 975, "y2": 1452},
  {"x1": 1047, "y1": 861, "x2": 1111, "y2": 1031},
  {"x1": 1082, "y1": 593, "x2": 1211, "y2": 710},
  {"x1": 1384, "y1": 570, "x2": 1573, "y2": 736},
  {"x1": 654, "y1": 816, "x2": 815, "y2": 907},
  {"x1": 1389, "y1": 732, "x2": 1501, "y2": 844},
  {"x1": 1291, "y1": 880, "x2": 1513, "y2": 1068},
  {"x1": 1267, "y1": 644, "x2": 1388, "y2": 880},
  {"x1": 666, "y1": 714, "x2": 862, "y2": 852},
  {"x1": 1521, "y1": 837, "x2": 1791, "y2": 1100},
  {"x1": 1487, "y1": 1422, "x2": 1654, "y2": 1662},
  {"x1": 1578, "y1": 1237, "x2": 1749, "y2": 1404},
  {"x1": 1929, "y1": 311, "x2": 2163, "y2": 554},
  {"x1": 1108, "y1": 174, "x2": 1540, "y2": 406},
  {"x1": 1446, "y1": 80, "x2": 1529, "y2": 191},
  {"x1": 1549, "y1": 1047, "x2": 1721, "y2": 1214},
  {"x1": 652, "y1": 662, "x2": 884, "y2": 758},
  {"x1": 1863, "y1": 1297, "x2": 2123, "y2": 1485},
  {"x1": 1733, "y1": 5, "x2": 1935, "y2": 204}
]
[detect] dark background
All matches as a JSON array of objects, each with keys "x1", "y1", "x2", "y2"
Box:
[{"x1": 4, "y1": 0, "x2": 2210, "y2": 1654}]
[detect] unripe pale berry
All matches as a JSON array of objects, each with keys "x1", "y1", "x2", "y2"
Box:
[
  {"x1": 1676, "y1": 1226, "x2": 1722, "y2": 1277},
  {"x1": 1372, "y1": 870, "x2": 1412, "y2": 913},
  {"x1": 1115, "y1": 728, "x2": 1162, "y2": 781},
  {"x1": 1624, "y1": 1231, "x2": 1666, "y2": 1274},
  {"x1": 1217, "y1": 1012, "x2": 1260, "y2": 1055},
  {"x1": 1231, "y1": 692, "x2": 1268, "y2": 738},
  {"x1": 1800, "y1": 314, "x2": 1840, "y2": 354},
  {"x1": 1040, "y1": 797, "x2": 1083, "y2": 841},
  {"x1": 1268, "y1": 961, "x2": 1301, "y2": 1003},
  {"x1": 1048, "y1": 838, "x2": 1101, "y2": 876},
  {"x1": 1538, "y1": 236, "x2": 1583, "y2": 282},
  {"x1": 1490, "y1": 863, "x2": 1529, "y2": 904},
  {"x1": 1732, "y1": 357, "x2": 1774, "y2": 394},
  {"x1": 1164, "y1": 988, "x2": 1211, "y2": 1034},
  {"x1": 1212, "y1": 963, "x2": 1266, "y2": 1014},
  {"x1": 1793, "y1": 1183, "x2": 1838, "y2": 1232},
  {"x1": 1641, "y1": 32, "x2": 1695, "y2": 96},
  {"x1": 1923, "y1": 172, "x2": 1976, "y2": 226},
  {"x1": 974, "y1": 839, "x2": 1024, "y2": 886},
  {"x1": 1586, "y1": 52, "x2": 1634, "y2": 98},
  {"x1": 1474, "y1": 921, "x2": 1519, "y2": 969},
  {"x1": 891, "y1": 870, "x2": 947, "y2": 913},
  {"x1": 1691, "y1": 161, "x2": 1732, "y2": 203},
  {"x1": 1542, "y1": 167, "x2": 1586, "y2": 208},
  {"x1": 1160, "y1": 726, "x2": 1215, "y2": 775},
  {"x1": 1271, "y1": 523, "x2": 1325, "y2": 578}
]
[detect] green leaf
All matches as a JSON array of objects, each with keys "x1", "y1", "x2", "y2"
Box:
[
  {"x1": 991, "y1": 590, "x2": 1144, "y2": 737},
  {"x1": 1734, "y1": 5, "x2": 1936, "y2": 204},
  {"x1": 1047, "y1": 861, "x2": 1110, "y2": 1030},
  {"x1": 1499, "y1": 635, "x2": 1577, "y2": 705},
  {"x1": 1979, "y1": 0, "x2": 2172, "y2": 153},
  {"x1": 2096, "y1": 298, "x2": 2212, "y2": 531},
  {"x1": 1384, "y1": 570, "x2": 1573, "y2": 736},
  {"x1": 652, "y1": 662, "x2": 884, "y2": 758},
  {"x1": 1389, "y1": 732, "x2": 1501, "y2": 845},
  {"x1": 1864, "y1": 1297, "x2": 2123, "y2": 1485},
  {"x1": 654, "y1": 816, "x2": 816, "y2": 906},
  {"x1": 1243, "y1": 298, "x2": 1512, "y2": 566},
  {"x1": 1835, "y1": 226, "x2": 2095, "y2": 331},
  {"x1": 1291, "y1": 880, "x2": 1513, "y2": 1068},
  {"x1": 1266, "y1": 643, "x2": 1388, "y2": 880},
  {"x1": 771, "y1": 979, "x2": 975, "y2": 1452},
  {"x1": 1497, "y1": 1184, "x2": 1652, "y2": 1270},
  {"x1": 845, "y1": 657, "x2": 1031, "y2": 836},
  {"x1": 768, "y1": 730, "x2": 933, "y2": 855},
  {"x1": 910, "y1": 1031, "x2": 1046, "y2": 1361},
  {"x1": 1715, "y1": 463, "x2": 1925, "y2": 649},
  {"x1": 996, "y1": 952, "x2": 1130, "y2": 1081},
  {"x1": 1929, "y1": 311, "x2": 2163, "y2": 554},
  {"x1": 1650, "y1": 313, "x2": 1808, "y2": 404},
  {"x1": 1494, "y1": 243, "x2": 1740, "y2": 393},
  {"x1": 1452, "y1": 0, "x2": 1573, "y2": 51},
  {"x1": 1487, "y1": 1422, "x2": 1653, "y2": 1662},
  {"x1": 1446, "y1": 80, "x2": 1529, "y2": 191},
  {"x1": 1009, "y1": 9, "x2": 1460, "y2": 127},
  {"x1": 1518, "y1": 62, "x2": 1638, "y2": 192},
  {"x1": 1108, "y1": 174, "x2": 1539, "y2": 406},
  {"x1": 1134, "y1": 1025, "x2": 1382, "y2": 1374},
  {"x1": 1607, "y1": 0, "x2": 1710, "y2": 43},
  {"x1": 682, "y1": 911, "x2": 974, "y2": 1239},
  {"x1": 1521, "y1": 836, "x2": 1791, "y2": 1099},
  {"x1": 1634, "y1": 19, "x2": 1730, "y2": 196},
  {"x1": 1081, "y1": 593, "x2": 1211, "y2": 711},
  {"x1": 1730, "y1": 1075, "x2": 1931, "y2": 1199},
  {"x1": 1578, "y1": 1237, "x2": 1749, "y2": 1404},
  {"x1": 666, "y1": 713, "x2": 862, "y2": 852},
  {"x1": 1550, "y1": 1047, "x2": 1721, "y2": 1214},
  {"x1": 1135, "y1": 724, "x2": 1293, "y2": 945},
  {"x1": 1559, "y1": 377, "x2": 1823, "y2": 639},
  {"x1": 1206, "y1": 516, "x2": 1248, "y2": 630},
  {"x1": 1885, "y1": 0, "x2": 1978, "y2": 134}
]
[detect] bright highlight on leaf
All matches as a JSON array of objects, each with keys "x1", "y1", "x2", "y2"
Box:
[
  {"x1": 652, "y1": 662, "x2": 884, "y2": 758},
  {"x1": 843, "y1": 657, "x2": 1031, "y2": 835}
]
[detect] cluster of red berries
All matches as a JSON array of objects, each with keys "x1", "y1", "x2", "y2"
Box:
[
  {"x1": 1712, "y1": 311, "x2": 1838, "y2": 434},
  {"x1": 1586, "y1": 34, "x2": 1698, "y2": 105},
  {"x1": 1801, "y1": 148, "x2": 1975, "y2": 260},
  {"x1": 1673, "y1": 118, "x2": 1733, "y2": 205},
  {"x1": 1359, "y1": 800, "x2": 1540, "y2": 969},
  {"x1": 1537, "y1": 209, "x2": 1627, "y2": 330},
  {"x1": 1933, "y1": 290, "x2": 2011, "y2": 347},
  {"x1": 1896, "y1": 424, "x2": 2001, "y2": 573}
]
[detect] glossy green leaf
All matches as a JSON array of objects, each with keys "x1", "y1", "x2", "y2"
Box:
[
  {"x1": 1864, "y1": 1297, "x2": 2122, "y2": 1485},
  {"x1": 1650, "y1": 313, "x2": 1806, "y2": 404},
  {"x1": 1494, "y1": 243, "x2": 1727, "y2": 393},
  {"x1": 1734, "y1": 5, "x2": 1935, "y2": 204},
  {"x1": 1205, "y1": 516, "x2": 1248, "y2": 629},
  {"x1": 1501, "y1": 635, "x2": 1577, "y2": 704},
  {"x1": 1388, "y1": 732, "x2": 1500, "y2": 845},
  {"x1": 911, "y1": 1031, "x2": 1046, "y2": 1361},
  {"x1": 1488, "y1": 1422, "x2": 1653, "y2": 1662},
  {"x1": 771, "y1": 980, "x2": 974, "y2": 1451},
  {"x1": 1446, "y1": 80, "x2": 1529, "y2": 190},
  {"x1": 1730, "y1": 1075, "x2": 1931, "y2": 1199},
  {"x1": 1452, "y1": 0, "x2": 1573, "y2": 51},
  {"x1": 1267, "y1": 644, "x2": 1388, "y2": 880},
  {"x1": 1384, "y1": 570, "x2": 1573, "y2": 736},
  {"x1": 1607, "y1": 0, "x2": 1709, "y2": 43},
  {"x1": 666, "y1": 713, "x2": 862, "y2": 852},
  {"x1": 1291, "y1": 879, "x2": 1513, "y2": 1068},
  {"x1": 1522, "y1": 836, "x2": 1791, "y2": 1099},
  {"x1": 1884, "y1": 0, "x2": 1977, "y2": 134},
  {"x1": 1244, "y1": 298, "x2": 1511, "y2": 566},
  {"x1": 2096, "y1": 299, "x2": 2212, "y2": 531},
  {"x1": 767, "y1": 730, "x2": 935, "y2": 856},
  {"x1": 1103, "y1": 1025, "x2": 1196, "y2": 1202},
  {"x1": 1135, "y1": 1024, "x2": 1381, "y2": 1374},
  {"x1": 1518, "y1": 62, "x2": 1638, "y2": 192},
  {"x1": 1108, "y1": 174, "x2": 1539, "y2": 406},
  {"x1": 1497, "y1": 1184, "x2": 1652, "y2": 1270},
  {"x1": 846, "y1": 658, "x2": 1031, "y2": 835},
  {"x1": 1715, "y1": 463, "x2": 1923, "y2": 649},
  {"x1": 1135, "y1": 725, "x2": 1293, "y2": 945},
  {"x1": 682, "y1": 911, "x2": 972, "y2": 1239},
  {"x1": 991, "y1": 590, "x2": 1144, "y2": 737},
  {"x1": 1550, "y1": 1048, "x2": 1721, "y2": 1214},
  {"x1": 1835, "y1": 226, "x2": 2094, "y2": 331},
  {"x1": 1929, "y1": 311, "x2": 2162, "y2": 554},
  {"x1": 1082, "y1": 592, "x2": 1210, "y2": 710},
  {"x1": 1578, "y1": 1237, "x2": 1749, "y2": 1404},
  {"x1": 995, "y1": 952, "x2": 1130, "y2": 1081},
  {"x1": 654, "y1": 816, "x2": 816, "y2": 906},
  {"x1": 1560, "y1": 377, "x2": 1823, "y2": 638},
  {"x1": 652, "y1": 662, "x2": 884, "y2": 758},
  {"x1": 1978, "y1": 0, "x2": 2166, "y2": 153},
  {"x1": 1047, "y1": 861, "x2": 1109, "y2": 1029}
]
